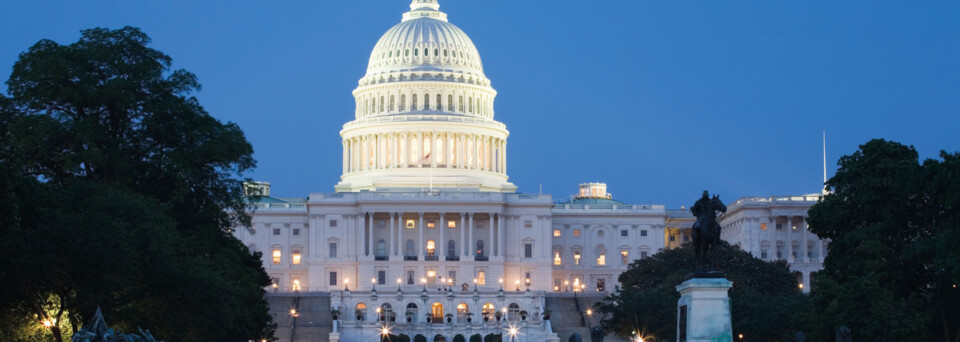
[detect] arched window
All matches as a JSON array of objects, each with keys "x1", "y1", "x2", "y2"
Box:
[
  {"x1": 400, "y1": 94, "x2": 406, "y2": 111},
  {"x1": 356, "y1": 303, "x2": 368, "y2": 321},
  {"x1": 388, "y1": 51, "x2": 393, "y2": 58},
  {"x1": 436, "y1": 94, "x2": 442, "y2": 111},
  {"x1": 414, "y1": 48, "x2": 419, "y2": 57},
  {"x1": 447, "y1": 95, "x2": 453, "y2": 111},
  {"x1": 389, "y1": 95, "x2": 395, "y2": 112},
  {"x1": 476, "y1": 240, "x2": 484, "y2": 256},
  {"x1": 468, "y1": 96, "x2": 473, "y2": 113},
  {"x1": 406, "y1": 240, "x2": 415, "y2": 256},
  {"x1": 249, "y1": 244, "x2": 258, "y2": 253},
  {"x1": 406, "y1": 303, "x2": 419, "y2": 321},
  {"x1": 377, "y1": 240, "x2": 386, "y2": 257},
  {"x1": 380, "y1": 96, "x2": 385, "y2": 113},
  {"x1": 434, "y1": 48, "x2": 439, "y2": 57},
  {"x1": 508, "y1": 303, "x2": 520, "y2": 321},
  {"x1": 482, "y1": 303, "x2": 495, "y2": 321},
  {"x1": 596, "y1": 245, "x2": 607, "y2": 266},
  {"x1": 370, "y1": 98, "x2": 375, "y2": 114},
  {"x1": 443, "y1": 49, "x2": 448, "y2": 57},
  {"x1": 426, "y1": 240, "x2": 436, "y2": 256},
  {"x1": 424, "y1": 93, "x2": 430, "y2": 110},
  {"x1": 424, "y1": 48, "x2": 428, "y2": 56},
  {"x1": 431, "y1": 303, "x2": 443, "y2": 322},
  {"x1": 457, "y1": 303, "x2": 469, "y2": 322},
  {"x1": 448, "y1": 240, "x2": 456, "y2": 256},
  {"x1": 412, "y1": 94, "x2": 418, "y2": 110}
]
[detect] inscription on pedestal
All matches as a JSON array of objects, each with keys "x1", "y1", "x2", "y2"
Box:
[{"x1": 678, "y1": 305, "x2": 688, "y2": 342}]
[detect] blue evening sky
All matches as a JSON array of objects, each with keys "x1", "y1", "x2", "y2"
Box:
[{"x1": 2, "y1": 1, "x2": 958, "y2": 208}]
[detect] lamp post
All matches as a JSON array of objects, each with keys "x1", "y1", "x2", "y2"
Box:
[
  {"x1": 525, "y1": 278, "x2": 530, "y2": 290},
  {"x1": 421, "y1": 277, "x2": 427, "y2": 291},
  {"x1": 344, "y1": 278, "x2": 350, "y2": 291},
  {"x1": 514, "y1": 280, "x2": 520, "y2": 291},
  {"x1": 564, "y1": 280, "x2": 569, "y2": 292},
  {"x1": 585, "y1": 309, "x2": 592, "y2": 330},
  {"x1": 372, "y1": 278, "x2": 377, "y2": 291},
  {"x1": 499, "y1": 278, "x2": 504, "y2": 290},
  {"x1": 397, "y1": 278, "x2": 403, "y2": 291},
  {"x1": 473, "y1": 278, "x2": 478, "y2": 291}
]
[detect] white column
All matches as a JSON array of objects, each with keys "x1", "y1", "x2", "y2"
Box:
[
  {"x1": 418, "y1": 132, "x2": 424, "y2": 168},
  {"x1": 457, "y1": 133, "x2": 464, "y2": 168},
  {"x1": 430, "y1": 132, "x2": 437, "y2": 168},
  {"x1": 497, "y1": 214, "x2": 504, "y2": 257},
  {"x1": 486, "y1": 138, "x2": 492, "y2": 171},
  {"x1": 367, "y1": 213, "x2": 374, "y2": 257},
  {"x1": 461, "y1": 213, "x2": 467, "y2": 257},
  {"x1": 473, "y1": 135, "x2": 479, "y2": 170},
  {"x1": 468, "y1": 213, "x2": 475, "y2": 256},
  {"x1": 390, "y1": 213, "x2": 396, "y2": 257},
  {"x1": 502, "y1": 140, "x2": 507, "y2": 174},
  {"x1": 342, "y1": 141, "x2": 348, "y2": 174},
  {"x1": 802, "y1": 217, "x2": 809, "y2": 262},
  {"x1": 440, "y1": 212, "x2": 446, "y2": 258},
  {"x1": 446, "y1": 133, "x2": 452, "y2": 168},
  {"x1": 787, "y1": 216, "x2": 793, "y2": 261},
  {"x1": 488, "y1": 213, "x2": 494, "y2": 257},
  {"x1": 418, "y1": 212, "x2": 425, "y2": 257}
]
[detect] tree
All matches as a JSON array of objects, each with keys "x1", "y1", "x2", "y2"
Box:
[
  {"x1": 595, "y1": 242, "x2": 810, "y2": 342},
  {"x1": 807, "y1": 139, "x2": 960, "y2": 342},
  {"x1": 0, "y1": 27, "x2": 273, "y2": 341}
]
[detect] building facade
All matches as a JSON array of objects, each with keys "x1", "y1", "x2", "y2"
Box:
[{"x1": 233, "y1": 1, "x2": 827, "y2": 340}]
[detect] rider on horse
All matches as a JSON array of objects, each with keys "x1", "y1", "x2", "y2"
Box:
[{"x1": 691, "y1": 190, "x2": 726, "y2": 270}]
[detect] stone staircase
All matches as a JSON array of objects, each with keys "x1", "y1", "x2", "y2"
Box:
[
  {"x1": 268, "y1": 293, "x2": 333, "y2": 342},
  {"x1": 544, "y1": 295, "x2": 629, "y2": 342}
]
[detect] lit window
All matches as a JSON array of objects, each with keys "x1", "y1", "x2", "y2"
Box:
[
  {"x1": 573, "y1": 229, "x2": 581, "y2": 237},
  {"x1": 406, "y1": 219, "x2": 415, "y2": 229},
  {"x1": 760, "y1": 223, "x2": 767, "y2": 230},
  {"x1": 597, "y1": 253, "x2": 606, "y2": 266},
  {"x1": 272, "y1": 249, "x2": 282, "y2": 264},
  {"x1": 621, "y1": 250, "x2": 629, "y2": 265},
  {"x1": 427, "y1": 221, "x2": 436, "y2": 228},
  {"x1": 426, "y1": 240, "x2": 436, "y2": 256},
  {"x1": 448, "y1": 220, "x2": 457, "y2": 228},
  {"x1": 554, "y1": 252, "x2": 562, "y2": 265},
  {"x1": 477, "y1": 271, "x2": 486, "y2": 285},
  {"x1": 524, "y1": 221, "x2": 533, "y2": 228},
  {"x1": 292, "y1": 249, "x2": 301, "y2": 265},
  {"x1": 573, "y1": 251, "x2": 581, "y2": 265},
  {"x1": 553, "y1": 230, "x2": 561, "y2": 237},
  {"x1": 292, "y1": 279, "x2": 301, "y2": 291}
]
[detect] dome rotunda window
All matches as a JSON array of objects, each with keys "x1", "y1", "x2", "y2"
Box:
[
  {"x1": 414, "y1": 49, "x2": 418, "y2": 57},
  {"x1": 434, "y1": 48, "x2": 439, "y2": 57},
  {"x1": 388, "y1": 51, "x2": 392, "y2": 58},
  {"x1": 443, "y1": 49, "x2": 448, "y2": 57},
  {"x1": 405, "y1": 49, "x2": 409, "y2": 57}
]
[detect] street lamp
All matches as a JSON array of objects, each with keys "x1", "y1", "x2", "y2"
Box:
[
  {"x1": 473, "y1": 278, "x2": 478, "y2": 291},
  {"x1": 372, "y1": 278, "x2": 377, "y2": 291},
  {"x1": 289, "y1": 308, "x2": 298, "y2": 318},
  {"x1": 499, "y1": 278, "x2": 504, "y2": 290},
  {"x1": 564, "y1": 280, "x2": 569, "y2": 292},
  {"x1": 344, "y1": 278, "x2": 350, "y2": 291},
  {"x1": 525, "y1": 278, "x2": 530, "y2": 289},
  {"x1": 421, "y1": 277, "x2": 427, "y2": 290},
  {"x1": 514, "y1": 280, "x2": 520, "y2": 291},
  {"x1": 508, "y1": 327, "x2": 518, "y2": 342},
  {"x1": 397, "y1": 277, "x2": 403, "y2": 291}
]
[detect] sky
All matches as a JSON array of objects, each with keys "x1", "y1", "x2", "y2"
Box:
[{"x1": 1, "y1": 1, "x2": 958, "y2": 208}]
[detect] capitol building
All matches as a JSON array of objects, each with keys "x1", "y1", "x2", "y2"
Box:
[{"x1": 233, "y1": 1, "x2": 827, "y2": 341}]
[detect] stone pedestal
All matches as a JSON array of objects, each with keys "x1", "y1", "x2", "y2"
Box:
[{"x1": 675, "y1": 277, "x2": 733, "y2": 342}]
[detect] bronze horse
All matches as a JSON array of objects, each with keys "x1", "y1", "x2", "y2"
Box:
[{"x1": 690, "y1": 191, "x2": 726, "y2": 270}]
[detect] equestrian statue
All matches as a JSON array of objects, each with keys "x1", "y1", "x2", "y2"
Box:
[{"x1": 690, "y1": 190, "x2": 726, "y2": 272}]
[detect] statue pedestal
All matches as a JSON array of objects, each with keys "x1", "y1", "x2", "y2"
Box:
[{"x1": 675, "y1": 277, "x2": 733, "y2": 342}]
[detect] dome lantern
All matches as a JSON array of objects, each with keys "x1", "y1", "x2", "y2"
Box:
[{"x1": 402, "y1": 0, "x2": 447, "y2": 22}]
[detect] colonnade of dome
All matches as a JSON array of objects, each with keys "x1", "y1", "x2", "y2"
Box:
[{"x1": 342, "y1": 131, "x2": 506, "y2": 175}]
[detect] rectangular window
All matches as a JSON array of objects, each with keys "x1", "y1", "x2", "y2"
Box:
[
  {"x1": 292, "y1": 278, "x2": 301, "y2": 291},
  {"x1": 761, "y1": 250, "x2": 768, "y2": 259},
  {"x1": 271, "y1": 276, "x2": 280, "y2": 287},
  {"x1": 378, "y1": 270, "x2": 386, "y2": 285},
  {"x1": 524, "y1": 221, "x2": 533, "y2": 228},
  {"x1": 553, "y1": 229, "x2": 561, "y2": 237},
  {"x1": 621, "y1": 250, "x2": 629, "y2": 265},
  {"x1": 427, "y1": 221, "x2": 436, "y2": 228},
  {"x1": 573, "y1": 229, "x2": 581, "y2": 237},
  {"x1": 272, "y1": 249, "x2": 282, "y2": 264},
  {"x1": 292, "y1": 249, "x2": 301, "y2": 265},
  {"x1": 406, "y1": 270, "x2": 415, "y2": 285},
  {"x1": 329, "y1": 243, "x2": 338, "y2": 257},
  {"x1": 554, "y1": 251, "x2": 562, "y2": 265},
  {"x1": 776, "y1": 223, "x2": 783, "y2": 230},
  {"x1": 405, "y1": 219, "x2": 415, "y2": 229},
  {"x1": 448, "y1": 220, "x2": 457, "y2": 228},
  {"x1": 273, "y1": 228, "x2": 280, "y2": 236},
  {"x1": 329, "y1": 220, "x2": 338, "y2": 228},
  {"x1": 760, "y1": 223, "x2": 767, "y2": 230},
  {"x1": 683, "y1": 235, "x2": 690, "y2": 242},
  {"x1": 329, "y1": 272, "x2": 337, "y2": 286},
  {"x1": 524, "y1": 244, "x2": 533, "y2": 258},
  {"x1": 669, "y1": 235, "x2": 676, "y2": 242},
  {"x1": 378, "y1": 220, "x2": 386, "y2": 228},
  {"x1": 574, "y1": 251, "x2": 581, "y2": 265},
  {"x1": 293, "y1": 228, "x2": 300, "y2": 236},
  {"x1": 640, "y1": 251, "x2": 648, "y2": 259},
  {"x1": 477, "y1": 271, "x2": 486, "y2": 285},
  {"x1": 597, "y1": 253, "x2": 606, "y2": 266},
  {"x1": 448, "y1": 271, "x2": 456, "y2": 284},
  {"x1": 641, "y1": 230, "x2": 648, "y2": 237},
  {"x1": 621, "y1": 230, "x2": 628, "y2": 237}
]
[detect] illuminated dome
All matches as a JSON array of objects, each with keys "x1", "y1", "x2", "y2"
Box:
[
  {"x1": 337, "y1": 0, "x2": 514, "y2": 193},
  {"x1": 365, "y1": 0, "x2": 484, "y2": 79}
]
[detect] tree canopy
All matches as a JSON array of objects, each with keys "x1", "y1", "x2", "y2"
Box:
[
  {"x1": 595, "y1": 242, "x2": 809, "y2": 342},
  {"x1": 0, "y1": 27, "x2": 273, "y2": 342},
  {"x1": 806, "y1": 139, "x2": 960, "y2": 342}
]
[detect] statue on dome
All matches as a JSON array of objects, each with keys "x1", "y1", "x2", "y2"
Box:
[{"x1": 690, "y1": 190, "x2": 726, "y2": 272}]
